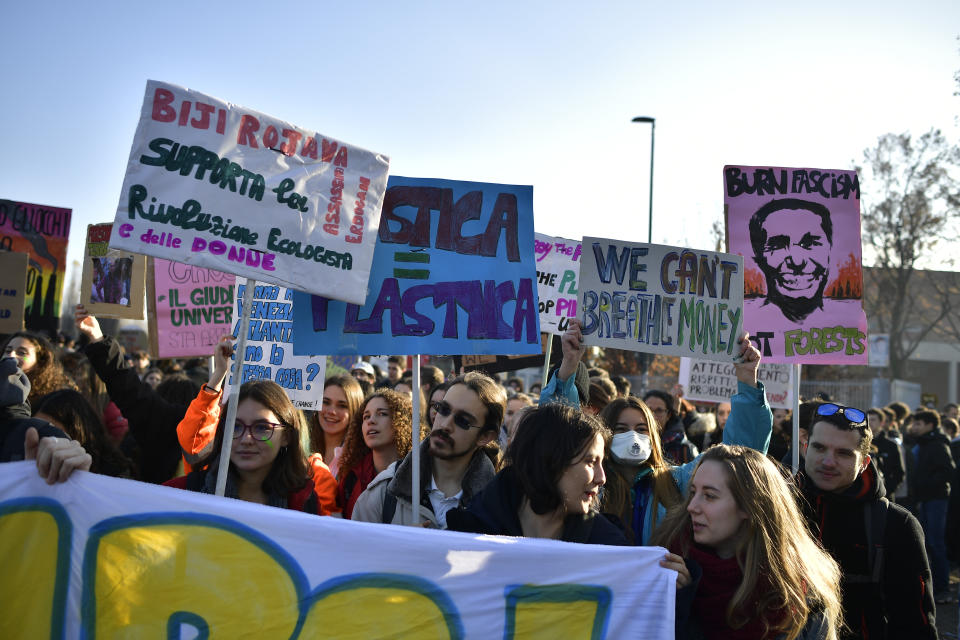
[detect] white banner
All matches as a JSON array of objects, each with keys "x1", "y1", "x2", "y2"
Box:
[
  {"x1": 0, "y1": 463, "x2": 675, "y2": 639},
  {"x1": 679, "y1": 357, "x2": 794, "y2": 409},
  {"x1": 534, "y1": 233, "x2": 581, "y2": 335},
  {"x1": 579, "y1": 237, "x2": 745, "y2": 361},
  {"x1": 110, "y1": 80, "x2": 390, "y2": 304}
]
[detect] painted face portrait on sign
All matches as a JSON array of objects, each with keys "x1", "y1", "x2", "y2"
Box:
[{"x1": 749, "y1": 198, "x2": 833, "y2": 323}]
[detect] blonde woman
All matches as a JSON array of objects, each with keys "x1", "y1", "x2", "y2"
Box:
[{"x1": 651, "y1": 445, "x2": 843, "y2": 640}]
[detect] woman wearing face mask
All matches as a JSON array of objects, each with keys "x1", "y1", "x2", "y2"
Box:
[
  {"x1": 545, "y1": 322, "x2": 773, "y2": 545},
  {"x1": 651, "y1": 445, "x2": 842, "y2": 639}
]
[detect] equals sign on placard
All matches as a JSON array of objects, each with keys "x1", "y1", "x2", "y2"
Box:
[{"x1": 393, "y1": 251, "x2": 430, "y2": 279}]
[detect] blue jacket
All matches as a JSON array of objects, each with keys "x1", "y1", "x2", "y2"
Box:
[{"x1": 540, "y1": 372, "x2": 772, "y2": 544}]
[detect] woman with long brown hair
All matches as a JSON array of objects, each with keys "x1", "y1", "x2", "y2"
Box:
[
  {"x1": 311, "y1": 374, "x2": 364, "y2": 479},
  {"x1": 651, "y1": 445, "x2": 842, "y2": 639},
  {"x1": 337, "y1": 389, "x2": 423, "y2": 519},
  {"x1": 168, "y1": 378, "x2": 322, "y2": 512}
]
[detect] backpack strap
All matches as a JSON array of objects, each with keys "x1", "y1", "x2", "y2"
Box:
[
  {"x1": 381, "y1": 491, "x2": 398, "y2": 524},
  {"x1": 844, "y1": 497, "x2": 888, "y2": 586}
]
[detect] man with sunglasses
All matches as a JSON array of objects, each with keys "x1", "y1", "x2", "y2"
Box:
[
  {"x1": 352, "y1": 371, "x2": 505, "y2": 528},
  {"x1": 797, "y1": 402, "x2": 938, "y2": 639}
]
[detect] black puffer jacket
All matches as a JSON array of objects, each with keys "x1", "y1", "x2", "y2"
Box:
[
  {"x1": 83, "y1": 336, "x2": 187, "y2": 483},
  {"x1": 909, "y1": 429, "x2": 954, "y2": 502},
  {"x1": 798, "y1": 460, "x2": 937, "y2": 640},
  {"x1": 446, "y1": 466, "x2": 627, "y2": 545},
  {"x1": 0, "y1": 357, "x2": 67, "y2": 461}
]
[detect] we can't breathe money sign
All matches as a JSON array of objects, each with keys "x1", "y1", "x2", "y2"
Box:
[
  {"x1": 579, "y1": 237, "x2": 744, "y2": 361},
  {"x1": 109, "y1": 80, "x2": 390, "y2": 304}
]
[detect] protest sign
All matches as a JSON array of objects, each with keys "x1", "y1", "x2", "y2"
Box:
[
  {"x1": 226, "y1": 283, "x2": 326, "y2": 410},
  {"x1": 79, "y1": 224, "x2": 146, "y2": 319},
  {"x1": 534, "y1": 233, "x2": 581, "y2": 335},
  {"x1": 456, "y1": 333, "x2": 558, "y2": 375},
  {"x1": 0, "y1": 199, "x2": 71, "y2": 334},
  {"x1": 679, "y1": 357, "x2": 793, "y2": 409},
  {"x1": 724, "y1": 165, "x2": 868, "y2": 364},
  {"x1": 0, "y1": 462, "x2": 674, "y2": 639},
  {"x1": 291, "y1": 177, "x2": 541, "y2": 356},
  {"x1": 147, "y1": 257, "x2": 235, "y2": 358},
  {"x1": 117, "y1": 327, "x2": 149, "y2": 355},
  {"x1": 0, "y1": 252, "x2": 28, "y2": 334},
  {"x1": 109, "y1": 80, "x2": 390, "y2": 304},
  {"x1": 579, "y1": 237, "x2": 744, "y2": 362}
]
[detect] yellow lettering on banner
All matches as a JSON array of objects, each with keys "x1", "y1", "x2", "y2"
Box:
[
  {"x1": 504, "y1": 585, "x2": 611, "y2": 640},
  {"x1": 86, "y1": 521, "x2": 300, "y2": 638},
  {"x1": 300, "y1": 575, "x2": 463, "y2": 639},
  {"x1": 0, "y1": 503, "x2": 69, "y2": 640}
]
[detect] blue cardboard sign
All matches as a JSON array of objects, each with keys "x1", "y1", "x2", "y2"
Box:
[{"x1": 292, "y1": 176, "x2": 540, "y2": 355}]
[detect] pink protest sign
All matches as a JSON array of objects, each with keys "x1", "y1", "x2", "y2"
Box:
[
  {"x1": 147, "y1": 258, "x2": 235, "y2": 358},
  {"x1": 724, "y1": 166, "x2": 867, "y2": 364}
]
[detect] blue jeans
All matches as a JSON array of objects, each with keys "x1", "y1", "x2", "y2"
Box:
[{"x1": 917, "y1": 498, "x2": 950, "y2": 595}]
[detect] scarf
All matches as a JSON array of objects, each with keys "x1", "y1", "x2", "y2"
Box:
[{"x1": 688, "y1": 544, "x2": 784, "y2": 640}]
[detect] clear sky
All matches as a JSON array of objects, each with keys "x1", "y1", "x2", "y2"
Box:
[{"x1": 2, "y1": 0, "x2": 958, "y2": 277}]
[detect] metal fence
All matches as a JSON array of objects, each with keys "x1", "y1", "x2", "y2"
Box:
[{"x1": 798, "y1": 380, "x2": 873, "y2": 409}]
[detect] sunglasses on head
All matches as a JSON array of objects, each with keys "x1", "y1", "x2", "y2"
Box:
[
  {"x1": 816, "y1": 403, "x2": 866, "y2": 427},
  {"x1": 431, "y1": 401, "x2": 480, "y2": 431}
]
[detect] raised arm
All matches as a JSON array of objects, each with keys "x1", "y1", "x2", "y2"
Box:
[
  {"x1": 539, "y1": 318, "x2": 586, "y2": 407},
  {"x1": 175, "y1": 336, "x2": 233, "y2": 466}
]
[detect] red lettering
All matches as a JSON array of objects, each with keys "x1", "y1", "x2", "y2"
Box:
[
  {"x1": 237, "y1": 115, "x2": 260, "y2": 148},
  {"x1": 321, "y1": 139, "x2": 338, "y2": 162},
  {"x1": 333, "y1": 147, "x2": 349, "y2": 168},
  {"x1": 191, "y1": 102, "x2": 215, "y2": 129},
  {"x1": 216, "y1": 109, "x2": 226, "y2": 134},
  {"x1": 322, "y1": 224, "x2": 338, "y2": 235},
  {"x1": 301, "y1": 137, "x2": 318, "y2": 159},
  {"x1": 263, "y1": 125, "x2": 279, "y2": 149},
  {"x1": 151, "y1": 88, "x2": 176, "y2": 122},
  {"x1": 280, "y1": 129, "x2": 301, "y2": 156},
  {"x1": 178, "y1": 101, "x2": 191, "y2": 126}
]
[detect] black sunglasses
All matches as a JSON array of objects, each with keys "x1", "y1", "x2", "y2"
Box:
[
  {"x1": 431, "y1": 401, "x2": 480, "y2": 431},
  {"x1": 817, "y1": 403, "x2": 867, "y2": 427}
]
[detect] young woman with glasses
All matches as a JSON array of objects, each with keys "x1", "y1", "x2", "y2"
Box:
[{"x1": 167, "y1": 337, "x2": 335, "y2": 514}]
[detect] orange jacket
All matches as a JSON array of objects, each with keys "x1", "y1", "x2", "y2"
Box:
[{"x1": 175, "y1": 386, "x2": 340, "y2": 515}]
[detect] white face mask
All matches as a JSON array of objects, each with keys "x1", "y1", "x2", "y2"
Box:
[{"x1": 610, "y1": 431, "x2": 651, "y2": 466}]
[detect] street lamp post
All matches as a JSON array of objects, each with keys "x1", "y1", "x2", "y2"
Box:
[{"x1": 632, "y1": 116, "x2": 655, "y2": 243}]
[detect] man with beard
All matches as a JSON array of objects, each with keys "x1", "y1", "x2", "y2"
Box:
[
  {"x1": 747, "y1": 198, "x2": 836, "y2": 324},
  {"x1": 352, "y1": 371, "x2": 504, "y2": 528}
]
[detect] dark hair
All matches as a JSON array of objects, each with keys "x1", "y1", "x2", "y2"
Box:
[
  {"x1": 610, "y1": 375, "x2": 631, "y2": 397},
  {"x1": 587, "y1": 367, "x2": 609, "y2": 378},
  {"x1": 912, "y1": 409, "x2": 941, "y2": 429},
  {"x1": 943, "y1": 403, "x2": 958, "y2": 413},
  {"x1": 748, "y1": 198, "x2": 833, "y2": 261},
  {"x1": 420, "y1": 365, "x2": 445, "y2": 396},
  {"x1": 942, "y1": 417, "x2": 959, "y2": 439},
  {"x1": 198, "y1": 380, "x2": 310, "y2": 495},
  {"x1": 797, "y1": 399, "x2": 825, "y2": 433},
  {"x1": 33, "y1": 389, "x2": 137, "y2": 479},
  {"x1": 507, "y1": 403, "x2": 610, "y2": 515},
  {"x1": 887, "y1": 401, "x2": 910, "y2": 422},
  {"x1": 445, "y1": 371, "x2": 506, "y2": 435},
  {"x1": 809, "y1": 410, "x2": 873, "y2": 458},
  {"x1": 643, "y1": 389, "x2": 677, "y2": 423},
  {"x1": 311, "y1": 374, "x2": 365, "y2": 457},
  {"x1": 588, "y1": 378, "x2": 616, "y2": 413},
  {"x1": 387, "y1": 356, "x2": 405, "y2": 368},
  {"x1": 506, "y1": 376, "x2": 525, "y2": 393},
  {"x1": 156, "y1": 374, "x2": 200, "y2": 408}
]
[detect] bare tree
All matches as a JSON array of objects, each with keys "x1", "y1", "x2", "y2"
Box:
[{"x1": 858, "y1": 129, "x2": 960, "y2": 379}]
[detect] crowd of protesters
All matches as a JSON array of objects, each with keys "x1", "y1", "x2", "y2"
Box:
[{"x1": 1, "y1": 308, "x2": 958, "y2": 639}]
